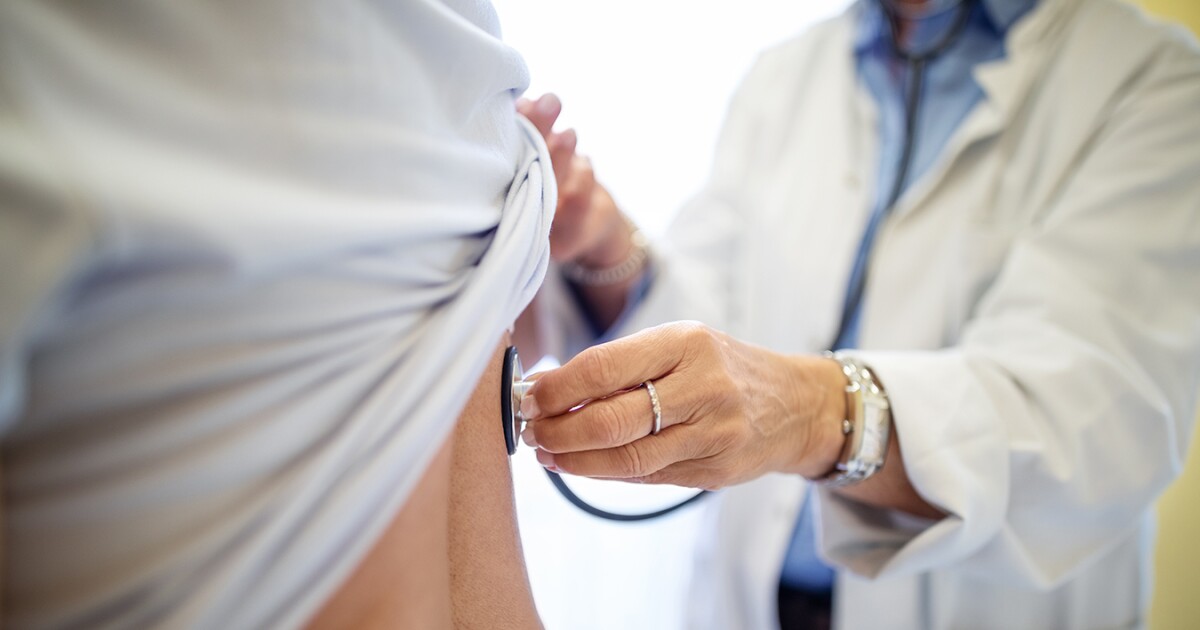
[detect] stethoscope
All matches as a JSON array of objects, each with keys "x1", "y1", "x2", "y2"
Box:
[
  {"x1": 501, "y1": 345, "x2": 709, "y2": 521},
  {"x1": 834, "y1": 0, "x2": 977, "y2": 337},
  {"x1": 502, "y1": 0, "x2": 977, "y2": 523}
]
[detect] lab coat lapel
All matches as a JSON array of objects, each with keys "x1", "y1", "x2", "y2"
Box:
[
  {"x1": 741, "y1": 12, "x2": 872, "y2": 355},
  {"x1": 888, "y1": 0, "x2": 1077, "y2": 221}
]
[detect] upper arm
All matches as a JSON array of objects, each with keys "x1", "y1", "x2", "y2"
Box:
[
  {"x1": 446, "y1": 339, "x2": 542, "y2": 630},
  {"x1": 307, "y1": 340, "x2": 541, "y2": 630}
]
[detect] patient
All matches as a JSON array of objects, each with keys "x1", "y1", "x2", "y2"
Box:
[
  {"x1": 0, "y1": 1, "x2": 548, "y2": 627},
  {"x1": 310, "y1": 339, "x2": 542, "y2": 629}
]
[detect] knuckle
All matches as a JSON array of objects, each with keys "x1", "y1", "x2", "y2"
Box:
[
  {"x1": 677, "y1": 320, "x2": 709, "y2": 341},
  {"x1": 708, "y1": 423, "x2": 742, "y2": 453},
  {"x1": 580, "y1": 346, "x2": 620, "y2": 391},
  {"x1": 560, "y1": 176, "x2": 585, "y2": 204},
  {"x1": 687, "y1": 374, "x2": 737, "y2": 425},
  {"x1": 705, "y1": 364, "x2": 733, "y2": 390},
  {"x1": 678, "y1": 321, "x2": 721, "y2": 357},
  {"x1": 589, "y1": 404, "x2": 626, "y2": 447},
  {"x1": 615, "y1": 443, "x2": 646, "y2": 477},
  {"x1": 576, "y1": 155, "x2": 593, "y2": 176},
  {"x1": 568, "y1": 177, "x2": 594, "y2": 204}
]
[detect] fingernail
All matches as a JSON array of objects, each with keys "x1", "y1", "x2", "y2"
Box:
[
  {"x1": 521, "y1": 395, "x2": 541, "y2": 420},
  {"x1": 521, "y1": 425, "x2": 538, "y2": 447},
  {"x1": 535, "y1": 448, "x2": 556, "y2": 469}
]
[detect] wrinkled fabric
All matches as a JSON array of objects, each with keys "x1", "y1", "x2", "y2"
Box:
[{"x1": 0, "y1": 1, "x2": 553, "y2": 628}]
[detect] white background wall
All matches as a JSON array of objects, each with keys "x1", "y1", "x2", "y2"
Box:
[{"x1": 492, "y1": 2, "x2": 851, "y2": 628}]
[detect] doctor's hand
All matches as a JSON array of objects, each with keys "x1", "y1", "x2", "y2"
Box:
[
  {"x1": 519, "y1": 322, "x2": 850, "y2": 490},
  {"x1": 516, "y1": 93, "x2": 628, "y2": 268}
]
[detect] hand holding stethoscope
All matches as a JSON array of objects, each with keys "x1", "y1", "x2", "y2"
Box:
[
  {"x1": 502, "y1": 322, "x2": 853, "y2": 519},
  {"x1": 502, "y1": 344, "x2": 709, "y2": 520}
]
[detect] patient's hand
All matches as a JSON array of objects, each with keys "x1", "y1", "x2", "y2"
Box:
[
  {"x1": 517, "y1": 94, "x2": 641, "y2": 332},
  {"x1": 517, "y1": 94, "x2": 625, "y2": 268}
]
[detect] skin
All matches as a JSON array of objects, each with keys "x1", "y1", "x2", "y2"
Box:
[
  {"x1": 308, "y1": 340, "x2": 541, "y2": 629},
  {"x1": 446, "y1": 341, "x2": 543, "y2": 630},
  {"x1": 515, "y1": 93, "x2": 943, "y2": 520}
]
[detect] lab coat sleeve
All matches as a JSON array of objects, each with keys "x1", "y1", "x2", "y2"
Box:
[
  {"x1": 535, "y1": 50, "x2": 785, "y2": 359},
  {"x1": 0, "y1": 106, "x2": 95, "y2": 435},
  {"x1": 817, "y1": 41, "x2": 1200, "y2": 588}
]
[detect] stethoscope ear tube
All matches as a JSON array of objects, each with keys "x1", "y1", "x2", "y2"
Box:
[{"x1": 503, "y1": 346, "x2": 709, "y2": 521}]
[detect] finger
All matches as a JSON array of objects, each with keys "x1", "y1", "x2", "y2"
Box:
[
  {"x1": 524, "y1": 323, "x2": 691, "y2": 419},
  {"x1": 535, "y1": 424, "x2": 703, "y2": 479},
  {"x1": 547, "y1": 128, "x2": 577, "y2": 189},
  {"x1": 523, "y1": 93, "x2": 562, "y2": 137},
  {"x1": 527, "y1": 373, "x2": 692, "y2": 454},
  {"x1": 555, "y1": 154, "x2": 592, "y2": 216},
  {"x1": 547, "y1": 159, "x2": 596, "y2": 261}
]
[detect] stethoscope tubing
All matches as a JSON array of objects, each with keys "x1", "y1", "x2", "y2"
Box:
[
  {"x1": 544, "y1": 469, "x2": 709, "y2": 522},
  {"x1": 832, "y1": 0, "x2": 977, "y2": 348}
]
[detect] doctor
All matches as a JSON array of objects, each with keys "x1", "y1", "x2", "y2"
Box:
[{"x1": 515, "y1": 0, "x2": 1200, "y2": 628}]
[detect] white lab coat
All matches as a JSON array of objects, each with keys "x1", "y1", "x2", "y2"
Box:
[{"x1": 537, "y1": 0, "x2": 1200, "y2": 627}]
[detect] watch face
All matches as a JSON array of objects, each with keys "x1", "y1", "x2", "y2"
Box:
[
  {"x1": 864, "y1": 412, "x2": 892, "y2": 460},
  {"x1": 860, "y1": 405, "x2": 890, "y2": 464}
]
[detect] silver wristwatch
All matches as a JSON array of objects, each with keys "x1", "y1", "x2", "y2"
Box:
[{"x1": 820, "y1": 351, "x2": 891, "y2": 486}]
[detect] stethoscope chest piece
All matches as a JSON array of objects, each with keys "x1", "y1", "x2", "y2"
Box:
[
  {"x1": 500, "y1": 345, "x2": 709, "y2": 521},
  {"x1": 501, "y1": 346, "x2": 532, "y2": 456}
]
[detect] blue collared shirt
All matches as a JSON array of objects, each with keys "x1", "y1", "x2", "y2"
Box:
[{"x1": 780, "y1": 0, "x2": 1036, "y2": 593}]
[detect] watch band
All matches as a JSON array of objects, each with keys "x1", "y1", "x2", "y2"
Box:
[{"x1": 819, "y1": 351, "x2": 891, "y2": 486}]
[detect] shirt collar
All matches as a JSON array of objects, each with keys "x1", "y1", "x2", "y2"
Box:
[
  {"x1": 853, "y1": 0, "x2": 1038, "y2": 54},
  {"x1": 980, "y1": 0, "x2": 1037, "y2": 31}
]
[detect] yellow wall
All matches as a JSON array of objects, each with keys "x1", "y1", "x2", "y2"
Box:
[
  {"x1": 1154, "y1": 422, "x2": 1200, "y2": 630},
  {"x1": 1136, "y1": 0, "x2": 1200, "y2": 36},
  {"x1": 1134, "y1": 3, "x2": 1200, "y2": 629}
]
